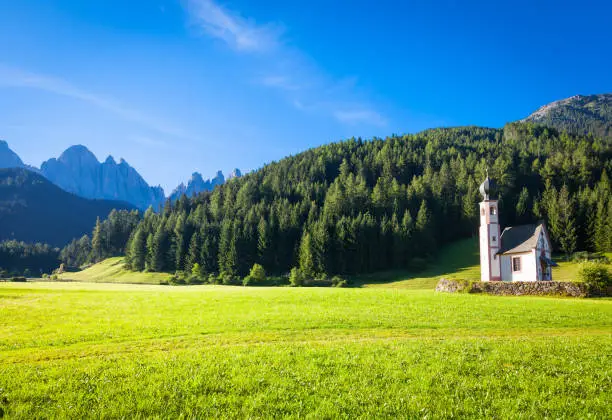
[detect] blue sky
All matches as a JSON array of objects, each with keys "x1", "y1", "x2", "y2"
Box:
[{"x1": 1, "y1": 0, "x2": 610, "y2": 192}]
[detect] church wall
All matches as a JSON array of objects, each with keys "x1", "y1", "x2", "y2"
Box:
[{"x1": 501, "y1": 251, "x2": 538, "y2": 282}]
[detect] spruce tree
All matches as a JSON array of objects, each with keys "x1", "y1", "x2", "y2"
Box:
[
  {"x1": 129, "y1": 227, "x2": 147, "y2": 271},
  {"x1": 298, "y1": 231, "x2": 315, "y2": 278},
  {"x1": 556, "y1": 185, "x2": 577, "y2": 256},
  {"x1": 186, "y1": 230, "x2": 201, "y2": 272},
  {"x1": 91, "y1": 217, "x2": 103, "y2": 263}
]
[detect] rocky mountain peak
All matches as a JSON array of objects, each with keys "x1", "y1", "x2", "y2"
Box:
[
  {"x1": 522, "y1": 93, "x2": 612, "y2": 138},
  {"x1": 0, "y1": 140, "x2": 25, "y2": 169},
  {"x1": 58, "y1": 145, "x2": 99, "y2": 167},
  {"x1": 40, "y1": 145, "x2": 165, "y2": 210},
  {"x1": 228, "y1": 168, "x2": 242, "y2": 179}
]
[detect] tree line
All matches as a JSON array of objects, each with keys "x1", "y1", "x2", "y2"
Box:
[
  {"x1": 0, "y1": 241, "x2": 59, "y2": 277},
  {"x1": 113, "y1": 123, "x2": 610, "y2": 281},
  {"x1": 4, "y1": 123, "x2": 610, "y2": 280}
]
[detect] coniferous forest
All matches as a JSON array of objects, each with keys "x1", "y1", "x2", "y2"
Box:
[
  {"x1": 11, "y1": 122, "x2": 609, "y2": 280},
  {"x1": 107, "y1": 123, "x2": 609, "y2": 281}
]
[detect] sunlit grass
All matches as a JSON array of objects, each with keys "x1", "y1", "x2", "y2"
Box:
[
  {"x1": 355, "y1": 237, "x2": 594, "y2": 288},
  {"x1": 0, "y1": 282, "x2": 610, "y2": 418},
  {"x1": 58, "y1": 257, "x2": 170, "y2": 284}
]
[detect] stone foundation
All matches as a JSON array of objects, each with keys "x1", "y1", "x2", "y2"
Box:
[{"x1": 435, "y1": 278, "x2": 607, "y2": 298}]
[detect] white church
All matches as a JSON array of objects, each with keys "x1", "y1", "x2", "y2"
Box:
[{"x1": 478, "y1": 176, "x2": 557, "y2": 282}]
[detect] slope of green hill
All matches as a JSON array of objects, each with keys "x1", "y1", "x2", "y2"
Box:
[
  {"x1": 0, "y1": 168, "x2": 136, "y2": 246},
  {"x1": 119, "y1": 123, "x2": 610, "y2": 281},
  {"x1": 522, "y1": 93, "x2": 612, "y2": 138},
  {"x1": 59, "y1": 257, "x2": 170, "y2": 284}
]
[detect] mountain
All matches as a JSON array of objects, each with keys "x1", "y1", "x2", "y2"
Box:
[
  {"x1": 228, "y1": 168, "x2": 242, "y2": 179},
  {"x1": 40, "y1": 145, "x2": 165, "y2": 210},
  {"x1": 522, "y1": 93, "x2": 612, "y2": 138},
  {"x1": 0, "y1": 140, "x2": 25, "y2": 169},
  {"x1": 169, "y1": 170, "x2": 234, "y2": 202},
  {"x1": 0, "y1": 168, "x2": 136, "y2": 246}
]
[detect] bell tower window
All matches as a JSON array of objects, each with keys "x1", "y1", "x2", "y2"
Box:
[{"x1": 490, "y1": 207, "x2": 497, "y2": 215}]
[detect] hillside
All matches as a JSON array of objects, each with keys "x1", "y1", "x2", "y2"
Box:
[
  {"x1": 522, "y1": 93, "x2": 612, "y2": 138},
  {"x1": 59, "y1": 257, "x2": 170, "y2": 284},
  {"x1": 119, "y1": 124, "x2": 611, "y2": 280},
  {"x1": 0, "y1": 168, "x2": 136, "y2": 246}
]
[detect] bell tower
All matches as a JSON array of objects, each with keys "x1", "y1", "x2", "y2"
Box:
[{"x1": 479, "y1": 175, "x2": 501, "y2": 281}]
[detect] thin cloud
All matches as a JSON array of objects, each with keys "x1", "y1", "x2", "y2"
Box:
[
  {"x1": 185, "y1": 0, "x2": 282, "y2": 52},
  {"x1": 334, "y1": 109, "x2": 388, "y2": 127},
  {"x1": 185, "y1": 0, "x2": 387, "y2": 127},
  {"x1": 130, "y1": 135, "x2": 169, "y2": 148},
  {"x1": 259, "y1": 75, "x2": 305, "y2": 91},
  {"x1": 0, "y1": 63, "x2": 192, "y2": 140}
]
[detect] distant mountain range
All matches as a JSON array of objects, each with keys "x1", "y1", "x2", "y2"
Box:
[
  {"x1": 522, "y1": 93, "x2": 611, "y2": 138},
  {"x1": 0, "y1": 142, "x2": 241, "y2": 209},
  {"x1": 169, "y1": 168, "x2": 242, "y2": 202},
  {"x1": 0, "y1": 168, "x2": 136, "y2": 246},
  {"x1": 39, "y1": 145, "x2": 166, "y2": 211}
]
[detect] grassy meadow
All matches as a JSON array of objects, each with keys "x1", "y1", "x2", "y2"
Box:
[{"x1": 1, "y1": 280, "x2": 611, "y2": 418}]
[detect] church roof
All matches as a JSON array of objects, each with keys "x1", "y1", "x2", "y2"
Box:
[{"x1": 497, "y1": 223, "x2": 545, "y2": 255}]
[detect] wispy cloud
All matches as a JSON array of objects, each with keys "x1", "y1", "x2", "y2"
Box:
[
  {"x1": 333, "y1": 109, "x2": 387, "y2": 127},
  {"x1": 185, "y1": 0, "x2": 282, "y2": 52},
  {"x1": 185, "y1": 0, "x2": 387, "y2": 127},
  {"x1": 0, "y1": 63, "x2": 191, "y2": 140}
]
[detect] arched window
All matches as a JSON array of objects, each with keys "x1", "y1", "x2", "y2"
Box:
[{"x1": 490, "y1": 207, "x2": 497, "y2": 215}]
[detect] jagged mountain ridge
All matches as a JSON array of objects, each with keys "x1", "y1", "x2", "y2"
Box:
[
  {"x1": 522, "y1": 93, "x2": 612, "y2": 138},
  {"x1": 0, "y1": 140, "x2": 241, "y2": 209},
  {"x1": 40, "y1": 145, "x2": 165, "y2": 211},
  {"x1": 0, "y1": 140, "x2": 25, "y2": 168},
  {"x1": 169, "y1": 168, "x2": 242, "y2": 202}
]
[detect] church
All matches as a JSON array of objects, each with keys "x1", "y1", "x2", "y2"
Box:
[{"x1": 478, "y1": 176, "x2": 557, "y2": 282}]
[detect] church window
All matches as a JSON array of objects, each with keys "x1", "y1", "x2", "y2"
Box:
[
  {"x1": 492, "y1": 236, "x2": 496, "y2": 242},
  {"x1": 512, "y1": 257, "x2": 521, "y2": 272},
  {"x1": 490, "y1": 207, "x2": 497, "y2": 215}
]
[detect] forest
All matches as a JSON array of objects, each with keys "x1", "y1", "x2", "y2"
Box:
[
  {"x1": 3, "y1": 123, "x2": 611, "y2": 280},
  {"x1": 0, "y1": 241, "x2": 59, "y2": 277}
]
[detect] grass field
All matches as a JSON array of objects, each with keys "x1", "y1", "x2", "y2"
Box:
[{"x1": 1, "y1": 281, "x2": 610, "y2": 418}]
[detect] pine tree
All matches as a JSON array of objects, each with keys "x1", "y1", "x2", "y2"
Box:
[
  {"x1": 515, "y1": 187, "x2": 530, "y2": 223},
  {"x1": 129, "y1": 227, "x2": 147, "y2": 271},
  {"x1": 151, "y1": 223, "x2": 168, "y2": 272},
  {"x1": 173, "y1": 213, "x2": 187, "y2": 271},
  {"x1": 218, "y1": 218, "x2": 237, "y2": 278},
  {"x1": 186, "y1": 230, "x2": 201, "y2": 272},
  {"x1": 91, "y1": 217, "x2": 103, "y2": 263},
  {"x1": 401, "y1": 209, "x2": 414, "y2": 265},
  {"x1": 416, "y1": 200, "x2": 435, "y2": 256},
  {"x1": 298, "y1": 231, "x2": 315, "y2": 279},
  {"x1": 556, "y1": 185, "x2": 577, "y2": 256},
  {"x1": 257, "y1": 217, "x2": 269, "y2": 266},
  {"x1": 593, "y1": 200, "x2": 609, "y2": 252}
]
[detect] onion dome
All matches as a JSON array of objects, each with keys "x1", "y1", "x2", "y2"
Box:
[{"x1": 479, "y1": 176, "x2": 496, "y2": 200}]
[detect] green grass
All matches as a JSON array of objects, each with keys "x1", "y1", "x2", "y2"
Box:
[
  {"x1": 354, "y1": 237, "x2": 595, "y2": 288},
  {"x1": 0, "y1": 282, "x2": 610, "y2": 418},
  {"x1": 59, "y1": 257, "x2": 171, "y2": 284}
]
